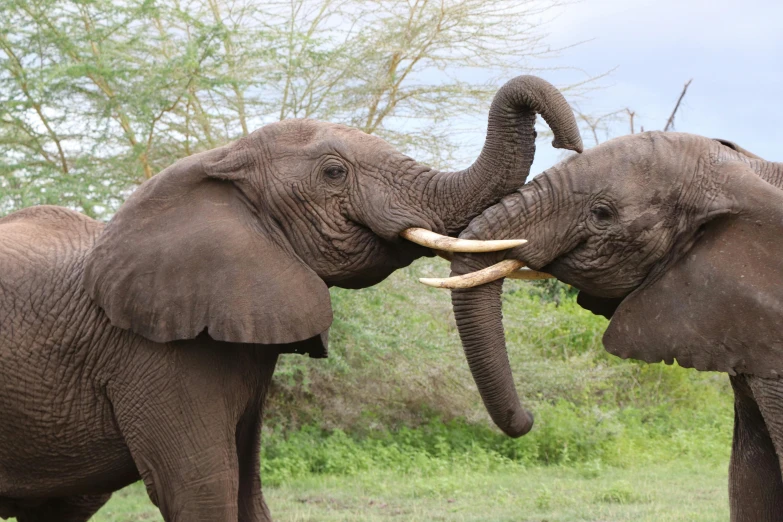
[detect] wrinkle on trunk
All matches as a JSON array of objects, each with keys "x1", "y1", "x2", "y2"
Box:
[
  {"x1": 423, "y1": 76, "x2": 582, "y2": 235},
  {"x1": 451, "y1": 278, "x2": 533, "y2": 437},
  {"x1": 448, "y1": 165, "x2": 572, "y2": 437}
]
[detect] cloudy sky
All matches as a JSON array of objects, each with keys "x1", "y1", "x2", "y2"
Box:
[{"x1": 475, "y1": 0, "x2": 783, "y2": 175}]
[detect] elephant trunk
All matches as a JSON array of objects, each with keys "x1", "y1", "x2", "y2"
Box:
[
  {"x1": 426, "y1": 75, "x2": 582, "y2": 235},
  {"x1": 448, "y1": 166, "x2": 572, "y2": 436},
  {"x1": 452, "y1": 276, "x2": 533, "y2": 437}
]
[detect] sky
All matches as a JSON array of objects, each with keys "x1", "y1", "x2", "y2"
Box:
[{"x1": 465, "y1": 0, "x2": 783, "y2": 176}]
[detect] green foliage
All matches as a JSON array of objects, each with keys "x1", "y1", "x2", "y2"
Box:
[
  {"x1": 534, "y1": 487, "x2": 552, "y2": 509},
  {"x1": 0, "y1": 0, "x2": 583, "y2": 218},
  {"x1": 259, "y1": 394, "x2": 730, "y2": 487},
  {"x1": 263, "y1": 257, "x2": 733, "y2": 486},
  {"x1": 268, "y1": 258, "x2": 731, "y2": 434},
  {"x1": 526, "y1": 278, "x2": 579, "y2": 305}
]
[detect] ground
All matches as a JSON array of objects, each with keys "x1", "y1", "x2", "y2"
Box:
[{"x1": 93, "y1": 461, "x2": 727, "y2": 521}]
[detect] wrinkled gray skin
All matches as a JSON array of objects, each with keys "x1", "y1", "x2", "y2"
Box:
[
  {"x1": 0, "y1": 76, "x2": 582, "y2": 522},
  {"x1": 451, "y1": 132, "x2": 783, "y2": 521}
]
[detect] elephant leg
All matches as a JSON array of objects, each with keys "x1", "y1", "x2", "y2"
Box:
[
  {"x1": 237, "y1": 354, "x2": 278, "y2": 522},
  {"x1": 110, "y1": 353, "x2": 250, "y2": 521},
  {"x1": 748, "y1": 375, "x2": 783, "y2": 489},
  {"x1": 729, "y1": 375, "x2": 783, "y2": 522},
  {"x1": 15, "y1": 493, "x2": 112, "y2": 522},
  {"x1": 128, "y1": 427, "x2": 240, "y2": 522}
]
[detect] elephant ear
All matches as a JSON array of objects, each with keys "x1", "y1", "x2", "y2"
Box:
[
  {"x1": 713, "y1": 138, "x2": 764, "y2": 160},
  {"x1": 603, "y1": 161, "x2": 783, "y2": 377},
  {"x1": 83, "y1": 140, "x2": 332, "y2": 353}
]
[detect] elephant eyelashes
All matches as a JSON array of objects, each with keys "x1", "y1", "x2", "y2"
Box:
[
  {"x1": 591, "y1": 204, "x2": 614, "y2": 222},
  {"x1": 322, "y1": 165, "x2": 347, "y2": 182}
]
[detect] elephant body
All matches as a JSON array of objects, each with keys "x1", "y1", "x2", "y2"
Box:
[
  {"x1": 0, "y1": 206, "x2": 280, "y2": 521},
  {"x1": 448, "y1": 132, "x2": 783, "y2": 520},
  {"x1": 0, "y1": 77, "x2": 582, "y2": 521}
]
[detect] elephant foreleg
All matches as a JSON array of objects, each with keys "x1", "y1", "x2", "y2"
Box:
[
  {"x1": 237, "y1": 354, "x2": 277, "y2": 522},
  {"x1": 729, "y1": 375, "x2": 783, "y2": 522},
  {"x1": 128, "y1": 427, "x2": 240, "y2": 522},
  {"x1": 110, "y1": 352, "x2": 247, "y2": 521}
]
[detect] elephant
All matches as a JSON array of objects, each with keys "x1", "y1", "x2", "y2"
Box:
[
  {"x1": 0, "y1": 76, "x2": 582, "y2": 522},
  {"x1": 428, "y1": 131, "x2": 783, "y2": 520}
]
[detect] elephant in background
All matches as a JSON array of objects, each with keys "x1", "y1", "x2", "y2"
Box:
[
  {"x1": 0, "y1": 76, "x2": 582, "y2": 522},
  {"x1": 440, "y1": 132, "x2": 783, "y2": 521}
]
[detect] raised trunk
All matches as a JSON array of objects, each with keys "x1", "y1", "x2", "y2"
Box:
[{"x1": 425, "y1": 75, "x2": 582, "y2": 235}]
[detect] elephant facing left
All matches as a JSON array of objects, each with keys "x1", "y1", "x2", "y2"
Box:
[{"x1": 0, "y1": 76, "x2": 582, "y2": 522}]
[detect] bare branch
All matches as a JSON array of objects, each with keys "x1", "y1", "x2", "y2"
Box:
[
  {"x1": 663, "y1": 79, "x2": 693, "y2": 132},
  {"x1": 626, "y1": 108, "x2": 636, "y2": 135}
]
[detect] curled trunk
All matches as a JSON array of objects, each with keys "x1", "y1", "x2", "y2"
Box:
[{"x1": 425, "y1": 75, "x2": 582, "y2": 234}]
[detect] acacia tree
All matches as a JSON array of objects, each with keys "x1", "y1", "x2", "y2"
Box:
[{"x1": 1, "y1": 0, "x2": 585, "y2": 218}]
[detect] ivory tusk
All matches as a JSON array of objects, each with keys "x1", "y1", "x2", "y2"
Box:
[
  {"x1": 431, "y1": 250, "x2": 552, "y2": 280},
  {"x1": 507, "y1": 268, "x2": 553, "y2": 280},
  {"x1": 401, "y1": 228, "x2": 526, "y2": 253},
  {"x1": 419, "y1": 259, "x2": 527, "y2": 289}
]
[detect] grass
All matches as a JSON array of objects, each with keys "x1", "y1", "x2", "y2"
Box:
[
  {"x1": 93, "y1": 462, "x2": 729, "y2": 521},
  {"x1": 89, "y1": 406, "x2": 733, "y2": 521}
]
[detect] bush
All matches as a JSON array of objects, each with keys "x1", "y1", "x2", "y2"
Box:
[
  {"x1": 594, "y1": 481, "x2": 643, "y2": 504},
  {"x1": 260, "y1": 259, "x2": 734, "y2": 485}
]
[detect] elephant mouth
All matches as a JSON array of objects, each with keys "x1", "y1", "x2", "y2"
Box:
[
  {"x1": 575, "y1": 291, "x2": 625, "y2": 319},
  {"x1": 330, "y1": 227, "x2": 534, "y2": 289}
]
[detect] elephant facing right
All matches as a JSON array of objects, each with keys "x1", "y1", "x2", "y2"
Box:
[{"x1": 433, "y1": 132, "x2": 783, "y2": 521}]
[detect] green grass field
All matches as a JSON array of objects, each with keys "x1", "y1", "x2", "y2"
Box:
[{"x1": 94, "y1": 462, "x2": 729, "y2": 521}]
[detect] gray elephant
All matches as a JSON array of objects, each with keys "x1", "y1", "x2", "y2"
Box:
[
  {"x1": 0, "y1": 76, "x2": 582, "y2": 522},
  {"x1": 430, "y1": 132, "x2": 783, "y2": 520}
]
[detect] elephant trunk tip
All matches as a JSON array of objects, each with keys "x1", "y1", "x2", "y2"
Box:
[
  {"x1": 553, "y1": 137, "x2": 583, "y2": 154},
  {"x1": 500, "y1": 408, "x2": 535, "y2": 438}
]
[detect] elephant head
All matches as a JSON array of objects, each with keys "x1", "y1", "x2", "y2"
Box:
[
  {"x1": 433, "y1": 131, "x2": 783, "y2": 437},
  {"x1": 81, "y1": 75, "x2": 582, "y2": 356}
]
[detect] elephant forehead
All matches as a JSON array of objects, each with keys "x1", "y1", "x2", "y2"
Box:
[
  {"x1": 257, "y1": 119, "x2": 399, "y2": 161},
  {"x1": 330, "y1": 125, "x2": 398, "y2": 153},
  {"x1": 252, "y1": 119, "x2": 337, "y2": 149},
  {"x1": 262, "y1": 119, "x2": 323, "y2": 142}
]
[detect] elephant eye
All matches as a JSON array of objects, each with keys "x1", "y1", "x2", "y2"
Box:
[
  {"x1": 591, "y1": 204, "x2": 614, "y2": 222},
  {"x1": 323, "y1": 165, "x2": 347, "y2": 181}
]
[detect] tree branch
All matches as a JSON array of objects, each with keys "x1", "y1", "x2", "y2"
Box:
[
  {"x1": 0, "y1": 34, "x2": 69, "y2": 174},
  {"x1": 663, "y1": 79, "x2": 693, "y2": 132}
]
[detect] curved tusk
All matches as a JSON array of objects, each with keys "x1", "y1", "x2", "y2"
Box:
[
  {"x1": 401, "y1": 228, "x2": 526, "y2": 253},
  {"x1": 507, "y1": 268, "x2": 553, "y2": 280},
  {"x1": 419, "y1": 259, "x2": 526, "y2": 289},
  {"x1": 431, "y1": 250, "x2": 552, "y2": 280}
]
